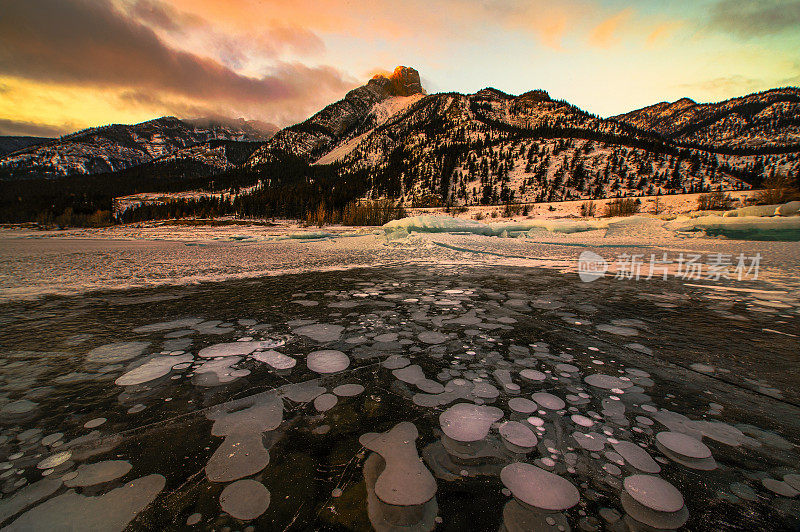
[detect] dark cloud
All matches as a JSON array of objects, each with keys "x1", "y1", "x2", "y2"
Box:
[
  {"x1": 0, "y1": 118, "x2": 70, "y2": 137},
  {"x1": 0, "y1": 0, "x2": 352, "y2": 113},
  {"x1": 708, "y1": 0, "x2": 800, "y2": 37}
]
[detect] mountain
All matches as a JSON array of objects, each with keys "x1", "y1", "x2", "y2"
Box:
[
  {"x1": 0, "y1": 136, "x2": 52, "y2": 157},
  {"x1": 0, "y1": 116, "x2": 274, "y2": 179},
  {"x1": 2, "y1": 67, "x2": 799, "y2": 224},
  {"x1": 245, "y1": 70, "x2": 798, "y2": 207},
  {"x1": 249, "y1": 66, "x2": 426, "y2": 164},
  {"x1": 613, "y1": 88, "x2": 800, "y2": 150}
]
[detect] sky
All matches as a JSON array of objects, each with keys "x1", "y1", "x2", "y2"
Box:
[{"x1": 0, "y1": 0, "x2": 799, "y2": 137}]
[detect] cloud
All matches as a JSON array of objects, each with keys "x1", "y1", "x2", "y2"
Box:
[
  {"x1": 0, "y1": 0, "x2": 354, "y2": 125},
  {"x1": 675, "y1": 75, "x2": 765, "y2": 94},
  {"x1": 588, "y1": 9, "x2": 634, "y2": 48},
  {"x1": 646, "y1": 21, "x2": 683, "y2": 48},
  {"x1": 125, "y1": 0, "x2": 325, "y2": 68},
  {"x1": 708, "y1": 0, "x2": 800, "y2": 37},
  {"x1": 0, "y1": 118, "x2": 70, "y2": 137}
]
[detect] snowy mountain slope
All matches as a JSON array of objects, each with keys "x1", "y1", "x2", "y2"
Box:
[
  {"x1": 614, "y1": 88, "x2": 800, "y2": 150},
  {"x1": 244, "y1": 71, "x2": 798, "y2": 207},
  {"x1": 0, "y1": 116, "x2": 274, "y2": 179},
  {"x1": 248, "y1": 66, "x2": 426, "y2": 164}
]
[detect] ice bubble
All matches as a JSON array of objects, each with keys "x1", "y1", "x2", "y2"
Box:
[
  {"x1": 115, "y1": 354, "x2": 193, "y2": 386},
  {"x1": 359, "y1": 422, "x2": 437, "y2": 506},
  {"x1": 279, "y1": 380, "x2": 325, "y2": 403},
  {"x1": 209, "y1": 395, "x2": 283, "y2": 436},
  {"x1": 85, "y1": 342, "x2": 150, "y2": 364},
  {"x1": 374, "y1": 333, "x2": 399, "y2": 343},
  {"x1": 306, "y1": 350, "x2": 350, "y2": 374},
  {"x1": 36, "y1": 451, "x2": 71, "y2": 470},
  {"x1": 333, "y1": 384, "x2": 365, "y2": 397},
  {"x1": 314, "y1": 393, "x2": 338, "y2": 412},
  {"x1": 572, "y1": 432, "x2": 606, "y2": 452},
  {"x1": 730, "y1": 482, "x2": 758, "y2": 501},
  {"x1": 596, "y1": 324, "x2": 638, "y2": 336},
  {"x1": 499, "y1": 422, "x2": 538, "y2": 449},
  {"x1": 134, "y1": 318, "x2": 203, "y2": 333},
  {"x1": 531, "y1": 393, "x2": 565, "y2": 410},
  {"x1": 694, "y1": 421, "x2": 746, "y2": 446},
  {"x1": 612, "y1": 441, "x2": 660, "y2": 474},
  {"x1": 293, "y1": 323, "x2": 344, "y2": 342},
  {"x1": 40, "y1": 433, "x2": 63, "y2": 447},
  {"x1": 655, "y1": 432, "x2": 711, "y2": 460},
  {"x1": 64, "y1": 460, "x2": 132, "y2": 487},
  {"x1": 623, "y1": 474, "x2": 684, "y2": 513},
  {"x1": 500, "y1": 462, "x2": 579, "y2": 511},
  {"x1": 382, "y1": 355, "x2": 411, "y2": 369},
  {"x1": 194, "y1": 357, "x2": 248, "y2": 386},
  {"x1": 473, "y1": 381, "x2": 500, "y2": 399},
  {"x1": 220, "y1": 479, "x2": 270, "y2": 520},
  {"x1": 127, "y1": 404, "x2": 146, "y2": 414},
  {"x1": 186, "y1": 513, "x2": 201, "y2": 526},
  {"x1": 83, "y1": 418, "x2": 106, "y2": 429},
  {"x1": 509, "y1": 398, "x2": 538, "y2": 414},
  {"x1": 393, "y1": 365, "x2": 425, "y2": 385},
  {"x1": 784, "y1": 474, "x2": 800, "y2": 491},
  {"x1": 762, "y1": 478, "x2": 799, "y2": 497},
  {"x1": 418, "y1": 331, "x2": 449, "y2": 344},
  {"x1": 4, "y1": 474, "x2": 165, "y2": 531},
  {"x1": 439, "y1": 403, "x2": 503, "y2": 442},
  {"x1": 0, "y1": 400, "x2": 38, "y2": 417},
  {"x1": 206, "y1": 432, "x2": 270, "y2": 482},
  {"x1": 199, "y1": 341, "x2": 274, "y2": 358},
  {"x1": 250, "y1": 350, "x2": 297, "y2": 370},
  {"x1": 584, "y1": 374, "x2": 633, "y2": 390},
  {"x1": 571, "y1": 415, "x2": 594, "y2": 427}
]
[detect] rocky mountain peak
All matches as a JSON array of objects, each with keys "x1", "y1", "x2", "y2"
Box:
[{"x1": 369, "y1": 66, "x2": 424, "y2": 97}]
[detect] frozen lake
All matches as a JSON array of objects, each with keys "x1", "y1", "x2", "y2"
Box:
[{"x1": 0, "y1": 223, "x2": 799, "y2": 530}]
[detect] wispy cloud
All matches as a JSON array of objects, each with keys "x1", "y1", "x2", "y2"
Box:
[
  {"x1": 707, "y1": 0, "x2": 800, "y2": 37},
  {"x1": 589, "y1": 8, "x2": 634, "y2": 48}
]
